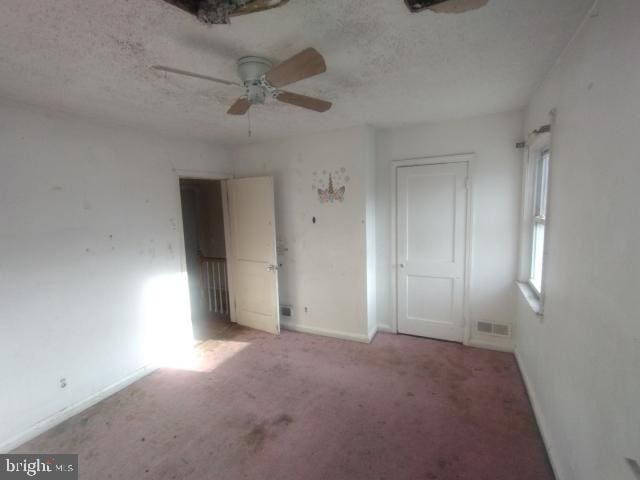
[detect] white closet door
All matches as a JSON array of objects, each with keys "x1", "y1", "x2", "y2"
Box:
[{"x1": 397, "y1": 162, "x2": 467, "y2": 342}]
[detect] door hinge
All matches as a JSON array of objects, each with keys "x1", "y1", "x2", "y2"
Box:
[{"x1": 465, "y1": 177, "x2": 471, "y2": 190}]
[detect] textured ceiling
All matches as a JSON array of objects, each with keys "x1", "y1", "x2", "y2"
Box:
[{"x1": 0, "y1": 0, "x2": 593, "y2": 145}]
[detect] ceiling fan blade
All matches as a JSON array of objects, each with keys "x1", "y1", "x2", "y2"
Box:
[
  {"x1": 276, "y1": 91, "x2": 332, "y2": 113},
  {"x1": 264, "y1": 48, "x2": 327, "y2": 88},
  {"x1": 151, "y1": 65, "x2": 241, "y2": 87},
  {"x1": 227, "y1": 97, "x2": 251, "y2": 115}
]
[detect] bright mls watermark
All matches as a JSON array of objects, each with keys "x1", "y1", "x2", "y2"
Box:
[{"x1": 0, "y1": 455, "x2": 77, "y2": 479}]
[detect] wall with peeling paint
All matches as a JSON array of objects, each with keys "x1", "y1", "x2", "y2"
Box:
[
  {"x1": 0, "y1": 98, "x2": 231, "y2": 451},
  {"x1": 515, "y1": 1, "x2": 640, "y2": 479},
  {"x1": 231, "y1": 126, "x2": 376, "y2": 343}
]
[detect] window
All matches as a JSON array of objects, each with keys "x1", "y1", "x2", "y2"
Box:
[
  {"x1": 518, "y1": 122, "x2": 553, "y2": 314},
  {"x1": 529, "y1": 148, "x2": 549, "y2": 295}
]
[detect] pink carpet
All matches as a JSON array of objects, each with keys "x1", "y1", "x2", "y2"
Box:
[{"x1": 15, "y1": 327, "x2": 554, "y2": 480}]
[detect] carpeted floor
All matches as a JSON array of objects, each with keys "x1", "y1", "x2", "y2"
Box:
[{"x1": 15, "y1": 326, "x2": 554, "y2": 480}]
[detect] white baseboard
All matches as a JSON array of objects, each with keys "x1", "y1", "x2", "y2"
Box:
[
  {"x1": 281, "y1": 321, "x2": 370, "y2": 343},
  {"x1": 376, "y1": 325, "x2": 511, "y2": 352},
  {"x1": 376, "y1": 324, "x2": 396, "y2": 334},
  {"x1": 465, "y1": 332, "x2": 514, "y2": 353},
  {"x1": 465, "y1": 338, "x2": 514, "y2": 353},
  {"x1": 0, "y1": 365, "x2": 155, "y2": 453},
  {"x1": 514, "y1": 349, "x2": 563, "y2": 480},
  {"x1": 367, "y1": 325, "x2": 378, "y2": 343}
]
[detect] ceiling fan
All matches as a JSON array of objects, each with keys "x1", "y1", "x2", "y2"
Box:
[{"x1": 151, "y1": 47, "x2": 332, "y2": 116}]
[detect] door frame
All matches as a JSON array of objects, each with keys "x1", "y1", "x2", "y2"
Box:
[
  {"x1": 389, "y1": 153, "x2": 475, "y2": 345},
  {"x1": 173, "y1": 169, "x2": 237, "y2": 324}
]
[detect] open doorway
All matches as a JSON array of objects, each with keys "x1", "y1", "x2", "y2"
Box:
[
  {"x1": 179, "y1": 178, "x2": 231, "y2": 340},
  {"x1": 178, "y1": 175, "x2": 281, "y2": 339}
]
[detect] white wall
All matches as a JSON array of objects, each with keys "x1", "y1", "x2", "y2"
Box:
[
  {"x1": 0, "y1": 99, "x2": 231, "y2": 451},
  {"x1": 375, "y1": 111, "x2": 524, "y2": 349},
  {"x1": 364, "y1": 129, "x2": 378, "y2": 339},
  {"x1": 231, "y1": 127, "x2": 375, "y2": 343},
  {"x1": 514, "y1": 1, "x2": 640, "y2": 479},
  {"x1": 231, "y1": 115, "x2": 523, "y2": 348}
]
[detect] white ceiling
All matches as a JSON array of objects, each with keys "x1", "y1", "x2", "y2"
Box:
[{"x1": 0, "y1": 0, "x2": 593, "y2": 145}]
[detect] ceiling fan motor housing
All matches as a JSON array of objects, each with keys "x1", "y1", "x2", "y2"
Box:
[{"x1": 237, "y1": 56, "x2": 273, "y2": 105}]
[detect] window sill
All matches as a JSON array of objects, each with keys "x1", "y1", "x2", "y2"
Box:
[{"x1": 516, "y1": 282, "x2": 544, "y2": 316}]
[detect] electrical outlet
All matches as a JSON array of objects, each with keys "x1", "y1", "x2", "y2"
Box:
[{"x1": 59, "y1": 378, "x2": 67, "y2": 389}]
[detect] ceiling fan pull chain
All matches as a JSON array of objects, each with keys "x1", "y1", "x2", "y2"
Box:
[{"x1": 247, "y1": 107, "x2": 252, "y2": 138}]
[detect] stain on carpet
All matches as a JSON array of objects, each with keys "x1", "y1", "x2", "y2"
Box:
[{"x1": 14, "y1": 329, "x2": 555, "y2": 480}]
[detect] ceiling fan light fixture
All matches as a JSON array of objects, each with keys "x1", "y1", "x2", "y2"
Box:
[
  {"x1": 245, "y1": 83, "x2": 267, "y2": 105},
  {"x1": 237, "y1": 56, "x2": 273, "y2": 84}
]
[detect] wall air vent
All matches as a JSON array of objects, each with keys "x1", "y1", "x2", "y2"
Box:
[
  {"x1": 280, "y1": 305, "x2": 293, "y2": 318},
  {"x1": 477, "y1": 321, "x2": 510, "y2": 337},
  {"x1": 477, "y1": 321, "x2": 493, "y2": 334}
]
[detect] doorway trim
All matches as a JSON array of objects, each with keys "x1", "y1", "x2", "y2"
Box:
[
  {"x1": 173, "y1": 168, "x2": 236, "y2": 324},
  {"x1": 389, "y1": 153, "x2": 475, "y2": 345}
]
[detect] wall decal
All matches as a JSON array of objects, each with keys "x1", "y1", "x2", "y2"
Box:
[{"x1": 312, "y1": 168, "x2": 349, "y2": 204}]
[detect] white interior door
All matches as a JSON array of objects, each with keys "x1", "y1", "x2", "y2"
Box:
[
  {"x1": 397, "y1": 162, "x2": 467, "y2": 342},
  {"x1": 226, "y1": 176, "x2": 280, "y2": 334}
]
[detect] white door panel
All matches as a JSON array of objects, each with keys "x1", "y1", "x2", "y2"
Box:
[
  {"x1": 227, "y1": 177, "x2": 280, "y2": 334},
  {"x1": 406, "y1": 172, "x2": 457, "y2": 263},
  {"x1": 397, "y1": 162, "x2": 467, "y2": 342}
]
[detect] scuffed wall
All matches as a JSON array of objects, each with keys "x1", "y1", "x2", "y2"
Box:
[
  {"x1": 231, "y1": 116, "x2": 522, "y2": 348},
  {"x1": 515, "y1": 1, "x2": 640, "y2": 478},
  {"x1": 0, "y1": 98, "x2": 231, "y2": 451},
  {"x1": 375, "y1": 110, "x2": 524, "y2": 350},
  {"x1": 231, "y1": 127, "x2": 375, "y2": 342}
]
